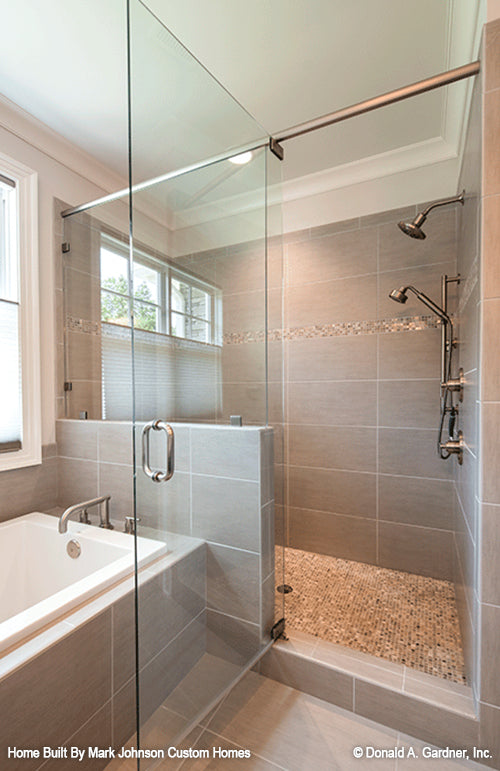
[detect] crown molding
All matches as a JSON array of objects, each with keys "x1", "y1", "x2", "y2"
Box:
[
  {"x1": 0, "y1": 91, "x2": 127, "y2": 195},
  {"x1": 171, "y1": 135, "x2": 457, "y2": 234}
]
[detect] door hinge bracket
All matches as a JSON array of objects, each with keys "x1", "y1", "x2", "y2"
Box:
[
  {"x1": 62, "y1": 242, "x2": 71, "y2": 253},
  {"x1": 64, "y1": 381, "x2": 73, "y2": 392},
  {"x1": 269, "y1": 137, "x2": 284, "y2": 161},
  {"x1": 271, "y1": 617, "x2": 287, "y2": 640}
]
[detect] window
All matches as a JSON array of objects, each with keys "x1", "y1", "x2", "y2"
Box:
[
  {"x1": 0, "y1": 154, "x2": 40, "y2": 470},
  {"x1": 100, "y1": 234, "x2": 221, "y2": 345}
]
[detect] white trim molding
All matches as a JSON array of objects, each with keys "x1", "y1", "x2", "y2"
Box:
[{"x1": 0, "y1": 151, "x2": 41, "y2": 471}]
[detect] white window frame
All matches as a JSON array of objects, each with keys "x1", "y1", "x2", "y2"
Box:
[
  {"x1": 0, "y1": 151, "x2": 40, "y2": 471},
  {"x1": 100, "y1": 233, "x2": 221, "y2": 345}
]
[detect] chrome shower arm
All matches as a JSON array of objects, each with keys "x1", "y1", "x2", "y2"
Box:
[{"x1": 421, "y1": 191, "x2": 465, "y2": 219}]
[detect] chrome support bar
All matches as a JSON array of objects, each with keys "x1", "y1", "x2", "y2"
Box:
[
  {"x1": 275, "y1": 61, "x2": 480, "y2": 143},
  {"x1": 61, "y1": 62, "x2": 480, "y2": 220},
  {"x1": 61, "y1": 140, "x2": 269, "y2": 218},
  {"x1": 59, "y1": 495, "x2": 112, "y2": 534},
  {"x1": 142, "y1": 420, "x2": 175, "y2": 483}
]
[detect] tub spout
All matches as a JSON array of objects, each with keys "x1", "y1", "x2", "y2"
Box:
[{"x1": 58, "y1": 496, "x2": 112, "y2": 534}]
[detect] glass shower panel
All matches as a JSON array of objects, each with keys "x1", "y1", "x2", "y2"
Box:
[
  {"x1": 62, "y1": 197, "x2": 133, "y2": 421},
  {"x1": 130, "y1": 147, "x2": 283, "y2": 753},
  {"x1": 129, "y1": 1, "x2": 284, "y2": 755},
  {"x1": 127, "y1": 0, "x2": 268, "y2": 184}
]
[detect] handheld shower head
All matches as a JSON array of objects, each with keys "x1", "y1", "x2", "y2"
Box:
[
  {"x1": 389, "y1": 287, "x2": 409, "y2": 303},
  {"x1": 398, "y1": 191, "x2": 465, "y2": 240},
  {"x1": 388, "y1": 284, "x2": 450, "y2": 326}
]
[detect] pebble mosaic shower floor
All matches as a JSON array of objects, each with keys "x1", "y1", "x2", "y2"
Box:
[{"x1": 276, "y1": 546, "x2": 466, "y2": 684}]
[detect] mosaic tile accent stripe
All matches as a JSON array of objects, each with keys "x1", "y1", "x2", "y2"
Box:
[
  {"x1": 66, "y1": 315, "x2": 101, "y2": 335},
  {"x1": 67, "y1": 312, "x2": 445, "y2": 346},
  {"x1": 277, "y1": 545, "x2": 466, "y2": 683},
  {"x1": 223, "y1": 314, "x2": 443, "y2": 345}
]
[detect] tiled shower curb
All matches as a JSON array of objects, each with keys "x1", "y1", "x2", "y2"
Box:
[{"x1": 256, "y1": 631, "x2": 480, "y2": 754}]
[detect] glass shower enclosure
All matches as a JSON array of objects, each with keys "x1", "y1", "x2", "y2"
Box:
[{"x1": 61, "y1": 0, "x2": 284, "y2": 759}]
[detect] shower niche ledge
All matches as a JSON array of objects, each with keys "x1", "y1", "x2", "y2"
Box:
[{"x1": 257, "y1": 631, "x2": 478, "y2": 752}]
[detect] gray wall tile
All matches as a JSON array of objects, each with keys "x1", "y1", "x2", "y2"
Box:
[
  {"x1": 288, "y1": 381, "x2": 377, "y2": 427},
  {"x1": 354, "y1": 679, "x2": 478, "y2": 749},
  {"x1": 0, "y1": 611, "x2": 111, "y2": 766},
  {"x1": 98, "y1": 462, "x2": 133, "y2": 521},
  {"x1": 482, "y1": 504, "x2": 500, "y2": 607},
  {"x1": 206, "y1": 609, "x2": 261, "y2": 667},
  {"x1": 379, "y1": 475, "x2": 454, "y2": 529},
  {"x1": 191, "y1": 427, "x2": 260, "y2": 480},
  {"x1": 192, "y1": 475, "x2": 260, "y2": 551},
  {"x1": 288, "y1": 507, "x2": 377, "y2": 563},
  {"x1": 288, "y1": 334, "x2": 377, "y2": 381},
  {"x1": 56, "y1": 420, "x2": 97, "y2": 460},
  {"x1": 207, "y1": 544, "x2": 260, "y2": 624},
  {"x1": 481, "y1": 403, "x2": 500, "y2": 504},
  {"x1": 289, "y1": 466, "x2": 376, "y2": 518},
  {"x1": 480, "y1": 603, "x2": 500, "y2": 707},
  {"x1": 378, "y1": 329, "x2": 441, "y2": 380},
  {"x1": 379, "y1": 428, "x2": 452, "y2": 480},
  {"x1": 287, "y1": 227, "x2": 377, "y2": 286},
  {"x1": 479, "y1": 702, "x2": 500, "y2": 769},
  {"x1": 378, "y1": 522, "x2": 453, "y2": 581},
  {"x1": 379, "y1": 379, "x2": 441, "y2": 429},
  {"x1": 57, "y1": 457, "x2": 98, "y2": 509},
  {"x1": 259, "y1": 648, "x2": 353, "y2": 711},
  {"x1": 98, "y1": 422, "x2": 133, "y2": 466},
  {"x1": 288, "y1": 424, "x2": 376, "y2": 472},
  {"x1": 287, "y1": 274, "x2": 377, "y2": 327},
  {"x1": 0, "y1": 454, "x2": 57, "y2": 522}
]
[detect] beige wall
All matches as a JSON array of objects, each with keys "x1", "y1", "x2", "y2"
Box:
[{"x1": 0, "y1": 102, "x2": 123, "y2": 519}]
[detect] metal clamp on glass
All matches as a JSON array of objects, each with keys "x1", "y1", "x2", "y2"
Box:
[{"x1": 142, "y1": 420, "x2": 175, "y2": 483}]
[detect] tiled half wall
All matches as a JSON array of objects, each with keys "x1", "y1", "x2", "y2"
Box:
[{"x1": 56, "y1": 419, "x2": 275, "y2": 648}]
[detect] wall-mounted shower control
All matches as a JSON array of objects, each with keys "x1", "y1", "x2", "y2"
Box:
[
  {"x1": 440, "y1": 431, "x2": 464, "y2": 465},
  {"x1": 442, "y1": 367, "x2": 464, "y2": 402}
]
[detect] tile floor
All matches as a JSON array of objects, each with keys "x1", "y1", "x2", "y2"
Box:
[
  {"x1": 106, "y1": 671, "x2": 485, "y2": 770},
  {"x1": 277, "y1": 546, "x2": 466, "y2": 683}
]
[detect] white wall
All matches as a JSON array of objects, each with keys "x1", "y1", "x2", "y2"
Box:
[{"x1": 0, "y1": 95, "x2": 127, "y2": 446}]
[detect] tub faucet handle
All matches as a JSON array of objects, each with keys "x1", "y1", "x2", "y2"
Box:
[
  {"x1": 79, "y1": 508, "x2": 91, "y2": 524},
  {"x1": 124, "y1": 516, "x2": 141, "y2": 535}
]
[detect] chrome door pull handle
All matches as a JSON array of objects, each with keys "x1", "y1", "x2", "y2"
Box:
[{"x1": 142, "y1": 420, "x2": 175, "y2": 483}]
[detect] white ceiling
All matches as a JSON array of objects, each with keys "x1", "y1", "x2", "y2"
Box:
[{"x1": 0, "y1": 0, "x2": 483, "y2": 198}]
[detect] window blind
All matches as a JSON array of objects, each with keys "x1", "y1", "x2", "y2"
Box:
[
  {"x1": 0, "y1": 299, "x2": 22, "y2": 451},
  {"x1": 0, "y1": 176, "x2": 21, "y2": 453},
  {"x1": 101, "y1": 323, "x2": 221, "y2": 422}
]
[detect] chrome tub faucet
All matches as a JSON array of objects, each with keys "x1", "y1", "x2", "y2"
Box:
[{"x1": 58, "y1": 495, "x2": 112, "y2": 534}]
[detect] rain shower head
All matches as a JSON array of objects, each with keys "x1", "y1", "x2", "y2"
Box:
[
  {"x1": 398, "y1": 213, "x2": 427, "y2": 240},
  {"x1": 398, "y1": 190, "x2": 465, "y2": 240}
]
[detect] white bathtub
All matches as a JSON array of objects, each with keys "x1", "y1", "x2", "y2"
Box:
[{"x1": 0, "y1": 512, "x2": 167, "y2": 654}]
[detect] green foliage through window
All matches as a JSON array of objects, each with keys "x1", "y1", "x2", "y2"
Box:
[{"x1": 101, "y1": 275, "x2": 157, "y2": 331}]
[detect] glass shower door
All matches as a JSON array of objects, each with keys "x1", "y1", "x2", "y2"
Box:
[{"x1": 128, "y1": 0, "x2": 285, "y2": 756}]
